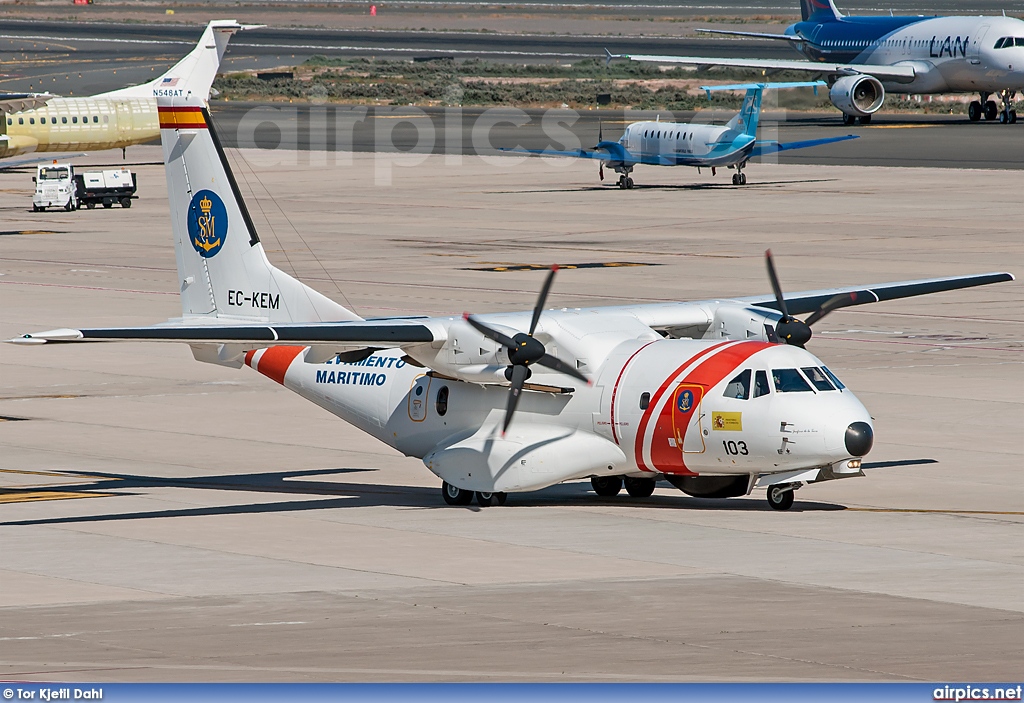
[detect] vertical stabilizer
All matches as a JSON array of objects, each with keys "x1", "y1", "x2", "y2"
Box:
[
  {"x1": 159, "y1": 94, "x2": 362, "y2": 324},
  {"x1": 99, "y1": 20, "x2": 257, "y2": 101},
  {"x1": 726, "y1": 87, "x2": 764, "y2": 137},
  {"x1": 800, "y1": 0, "x2": 842, "y2": 21}
]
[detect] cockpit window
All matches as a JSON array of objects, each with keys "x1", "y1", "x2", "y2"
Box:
[
  {"x1": 753, "y1": 370, "x2": 770, "y2": 398},
  {"x1": 994, "y1": 37, "x2": 1024, "y2": 48},
  {"x1": 821, "y1": 365, "x2": 846, "y2": 390},
  {"x1": 772, "y1": 368, "x2": 812, "y2": 393},
  {"x1": 723, "y1": 369, "x2": 750, "y2": 400},
  {"x1": 801, "y1": 367, "x2": 836, "y2": 391}
]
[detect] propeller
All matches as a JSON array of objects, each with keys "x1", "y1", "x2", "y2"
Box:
[
  {"x1": 464, "y1": 265, "x2": 589, "y2": 434},
  {"x1": 598, "y1": 120, "x2": 605, "y2": 181},
  {"x1": 765, "y1": 250, "x2": 869, "y2": 347}
]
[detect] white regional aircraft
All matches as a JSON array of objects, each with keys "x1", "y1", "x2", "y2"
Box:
[
  {"x1": 506, "y1": 81, "x2": 857, "y2": 189},
  {"x1": 612, "y1": 0, "x2": 1024, "y2": 125},
  {"x1": 10, "y1": 96, "x2": 1014, "y2": 510}
]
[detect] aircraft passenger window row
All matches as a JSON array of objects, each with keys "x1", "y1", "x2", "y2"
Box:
[
  {"x1": 994, "y1": 37, "x2": 1024, "y2": 48},
  {"x1": 8, "y1": 115, "x2": 102, "y2": 126}
]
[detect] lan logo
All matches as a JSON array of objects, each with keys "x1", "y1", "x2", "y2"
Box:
[{"x1": 187, "y1": 190, "x2": 227, "y2": 258}]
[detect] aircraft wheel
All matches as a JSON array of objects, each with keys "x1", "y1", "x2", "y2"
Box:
[
  {"x1": 625, "y1": 177, "x2": 634, "y2": 189},
  {"x1": 617, "y1": 176, "x2": 626, "y2": 189},
  {"x1": 739, "y1": 173, "x2": 747, "y2": 185},
  {"x1": 732, "y1": 173, "x2": 740, "y2": 185},
  {"x1": 858, "y1": 114, "x2": 872, "y2": 125},
  {"x1": 842, "y1": 113, "x2": 856, "y2": 126},
  {"x1": 767, "y1": 485, "x2": 795, "y2": 511},
  {"x1": 442, "y1": 481, "x2": 473, "y2": 506},
  {"x1": 475, "y1": 491, "x2": 505, "y2": 507},
  {"x1": 985, "y1": 100, "x2": 998, "y2": 120},
  {"x1": 623, "y1": 476, "x2": 656, "y2": 498},
  {"x1": 591, "y1": 475, "x2": 623, "y2": 497},
  {"x1": 968, "y1": 101, "x2": 982, "y2": 121}
]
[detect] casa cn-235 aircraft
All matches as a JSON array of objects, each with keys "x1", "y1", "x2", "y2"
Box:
[
  {"x1": 0, "y1": 19, "x2": 257, "y2": 161},
  {"x1": 506, "y1": 81, "x2": 857, "y2": 189},
  {"x1": 10, "y1": 95, "x2": 1014, "y2": 511},
  {"x1": 612, "y1": 0, "x2": 1024, "y2": 125}
]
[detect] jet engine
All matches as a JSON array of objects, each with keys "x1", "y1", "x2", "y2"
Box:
[{"x1": 829, "y1": 74, "x2": 885, "y2": 117}]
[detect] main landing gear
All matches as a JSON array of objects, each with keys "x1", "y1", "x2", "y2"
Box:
[
  {"x1": 441, "y1": 481, "x2": 506, "y2": 507},
  {"x1": 613, "y1": 165, "x2": 635, "y2": 189},
  {"x1": 766, "y1": 484, "x2": 796, "y2": 511},
  {"x1": 969, "y1": 92, "x2": 1015, "y2": 123},
  {"x1": 590, "y1": 475, "x2": 657, "y2": 498},
  {"x1": 842, "y1": 113, "x2": 872, "y2": 125},
  {"x1": 731, "y1": 163, "x2": 748, "y2": 186}
]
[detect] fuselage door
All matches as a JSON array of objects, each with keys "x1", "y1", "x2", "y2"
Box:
[
  {"x1": 671, "y1": 383, "x2": 706, "y2": 454},
  {"x1": 407, "y1": 374, "x2": 431, "y2": 422},
  {"x1": 969, "y1": 24, "x2": 989, "y2": 64}
]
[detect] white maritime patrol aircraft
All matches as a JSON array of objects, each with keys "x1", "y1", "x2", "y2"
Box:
[
  {"x1": 611, "y1": 0, "x2": 1024, "y2": 125},
  {"x1": 0, "y1": 20, "x2": 257, "y2": 161},
  {"x1": 9, "y1": 95, "x2": 1014, "y2": 510},
  {"x1": 505, "y1": 82, "x2": 857, "y2": 189}
]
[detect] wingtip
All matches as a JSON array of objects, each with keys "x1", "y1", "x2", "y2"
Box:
[{"x1": 462, "y1": 312, "x2": 471, "y2": 321}]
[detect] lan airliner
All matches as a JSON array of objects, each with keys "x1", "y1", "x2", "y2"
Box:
[{"x1": 613, "y1": 0, "x2": 1024, "y2": 124}]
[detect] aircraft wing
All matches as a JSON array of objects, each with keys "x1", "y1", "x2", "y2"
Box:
[
  {"x1": 501, "y1": 147, "x2": 610, "y2": 161},
  {"x1": 696, "y1": 28, "x2": 808, "y2": 42},
  {"x1": 749, "y1": 134, "x2": 858, "y2": 158},
  {"x1": 737, "y1": 272, "x2": 1015, "y2": 317},
  {"x1": 616, "y1": 53, "x2": 917, "y2": 83},
  {"x1": 0, "y1": 92, "x2": 55, "y2": 113},
  {"x1": 0, "y1": 152, "x2": 88, "y2": 171},
  {"x1": 10, "y1": 320, "x2": 436, "y2": 346}
]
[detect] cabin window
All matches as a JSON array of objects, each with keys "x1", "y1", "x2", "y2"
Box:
[
  {"x1": 753, "y1": 370, "x2": 770, "y2": 398},
  {"x1": 801, "y1": 367, "x2": 836, "y2": 391},
  {"x1": 93, "y1": 116, "x2": 99, "y2": 123},
  {"x1": 723, "y1": 369, "x2": 751, "y2": 400},
  {"x1": 772, "y1": 368, "x2": 812, "y2": 393},
  {"x1": 72, "y1": 116, "x2": 78, "y2": 123},
  {"x1": 61, "y1": 116, "x2": 67, "y2": 124},
  {"x1": 18, "y1": 117, "x2": 24, "y2": 124},
  {"x1": 5, "y1": 118, "x2": 10, "y2": 125},
  {"x1": 435, "y1": 385, "x2": 449, "y2": 416},
  {"x1": 639, "y1": 392, "x2": 650, "y2": 410},
  {"x1": 103, "y1": 115, "x2": 109, "y2": 123},
  {"x1": 51, "y1": 117, "x2": 57, "y2": 124},
  {"x1": 29, "y1": 118, "x2": 35, "y2": 124}
]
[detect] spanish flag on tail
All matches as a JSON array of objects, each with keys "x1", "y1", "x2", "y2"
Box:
[{"x1": 158, "y1": 104, "x2": 207, "y2": 130}]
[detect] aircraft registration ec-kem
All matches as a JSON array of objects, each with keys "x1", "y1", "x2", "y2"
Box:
[{"x1": 10, "y1": 95, "x2": 1014, "y2": 511}]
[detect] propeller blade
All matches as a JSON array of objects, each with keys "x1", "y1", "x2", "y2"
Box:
[
  {"x1": 528, "y1": 265, "x2": 558, "y2": 336},
  {"x1": 804, "y1": 292, "x2": 861, "y2": 327},
  {"x1": 764, "y1": 249, "x2": 790, "y2": 319},
  {"x1": 537, "y1": 353, "x2": 590, "y2": 384},
  {"x1": 599, "y1": 119, "x2": 603, "y2": 142},
  {"x1": 464, "y1": 313, "x2": 517, "y2": 349},
  {"x1": 502, "y1": 364, "x2": 530, "y2": 434}
]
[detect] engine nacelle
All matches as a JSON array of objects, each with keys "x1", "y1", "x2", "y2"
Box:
[
  {"x1": 829, "y1": 74, "x2": 885, "y2": 117},
  {"x1": 424, "y1": 424, "x2": 626, "y2": 493}
]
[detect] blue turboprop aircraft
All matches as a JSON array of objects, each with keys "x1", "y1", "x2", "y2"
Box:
[{"x1": 504, "y1": 82, "x2": 857, "y2": 189}]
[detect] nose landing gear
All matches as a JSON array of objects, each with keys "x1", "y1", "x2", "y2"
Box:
[{"x1": 767, "y1": 484, "x2": 796, "y2": 511}]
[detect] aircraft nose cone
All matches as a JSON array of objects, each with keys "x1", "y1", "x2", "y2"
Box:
[{"x1": 845, "y1": 422, "x2": 873, "y2": 457}]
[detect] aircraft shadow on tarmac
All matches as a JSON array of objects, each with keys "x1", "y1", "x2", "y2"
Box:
[
  {"x1": 0, "y1": 463, "x2": 939, "y2": 525},
  {"x1": 498, "y1": 178, "x2": 839, "y2": 194}
]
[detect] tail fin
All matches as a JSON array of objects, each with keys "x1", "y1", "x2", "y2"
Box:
[
  {"x1": 726, "y1": 87, "x2": 764, "y2": 137},
  {"x1": 800, "y1": 0, "x2": 842, "y2": 21},
  {"x1": 99, "y1": 20, "x2": 258, "y2": 101},
  {"x1": 159, "y1": 95, "x2": 362, "y2": 324}
]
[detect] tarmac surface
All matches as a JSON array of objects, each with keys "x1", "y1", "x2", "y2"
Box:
[
  {"x1": 208, "y1": 103, "x2": 1024, "y2": 170},
  {"x1": 0, "y1": 146, "x2": 1022, "y2": 681}
]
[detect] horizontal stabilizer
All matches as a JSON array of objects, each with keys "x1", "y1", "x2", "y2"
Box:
[
  {"x1": 750, "y1": 134, "x2": 858, "y2": 157},
  {"x1": 701, "y1": 81, "x2": 825, "y2": 100}
]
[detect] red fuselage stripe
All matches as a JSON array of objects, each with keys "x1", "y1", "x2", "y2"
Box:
[{"x1": 609, "y1": 341, "x2": 657, "y2": 445}]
